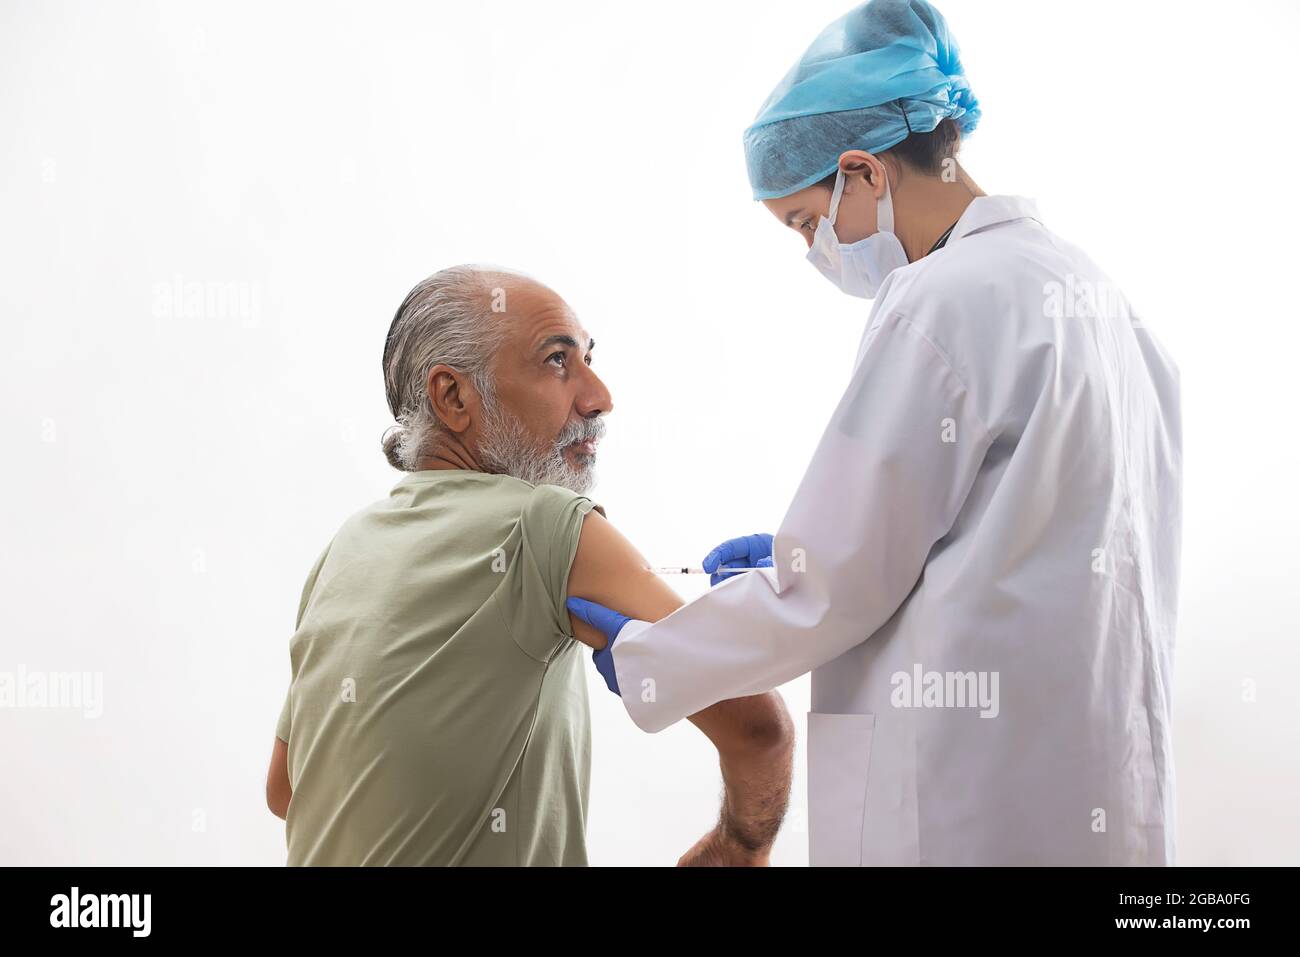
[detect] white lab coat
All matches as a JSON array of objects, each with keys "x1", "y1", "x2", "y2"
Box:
[{"x1": 612, "y1": 196, "x2": 1182, "y2": 865}]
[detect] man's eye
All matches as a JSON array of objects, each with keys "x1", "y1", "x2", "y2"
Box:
[
  {"x1": 799, "y1": 219, "x2": 814, "y2": 232},
  {"x1": 547, "y1": 351, "x2": 566, "y2": 367}
]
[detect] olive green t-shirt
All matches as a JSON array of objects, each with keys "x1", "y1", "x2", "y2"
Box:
[{"x1": 274, "y1": 470, "x2": 602, "y2": 866}]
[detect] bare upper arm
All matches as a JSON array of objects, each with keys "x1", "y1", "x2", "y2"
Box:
[
  {"x1": 565, "y1": 509, "x2": 683, "y2": 650},
  {"x1": 564, "y1": 511, "x2": 793, "y2": 748}
]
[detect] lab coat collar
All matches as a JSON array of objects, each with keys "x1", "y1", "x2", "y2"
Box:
[{"x1": 947, "y1": 195, "x2": 1041, "y2": 245}]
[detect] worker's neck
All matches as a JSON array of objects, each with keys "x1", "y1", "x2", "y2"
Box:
[{"x1": 893, "y1": 164, "x2": 985, "y2": 264}]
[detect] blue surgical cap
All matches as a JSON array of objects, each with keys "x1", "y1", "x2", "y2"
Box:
[{"x1": 743, "y1": 0, "x2": 980, "y2": 200}]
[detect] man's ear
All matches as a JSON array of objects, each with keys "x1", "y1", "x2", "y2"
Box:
[{"x1": 425, "y1": 364, "x2": 474, "y2": 433}]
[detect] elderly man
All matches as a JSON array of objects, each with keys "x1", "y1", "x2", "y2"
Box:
[{"x1": 265, "y1": 265, "x2": 794, "y2": 866}]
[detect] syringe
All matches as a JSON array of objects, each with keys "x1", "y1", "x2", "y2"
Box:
[{"x1": 649, "y1": 566, "x2": 766, "y2": 576}]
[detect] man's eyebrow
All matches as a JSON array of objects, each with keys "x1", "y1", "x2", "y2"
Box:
[
  {"x1": 536, "y1": 334, "x2": 595, "y2": 352},
  {"x1": 783, "y1": 209, "x2": 805, "y2": 227}
]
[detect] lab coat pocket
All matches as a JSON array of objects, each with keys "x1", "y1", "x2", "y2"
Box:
[{"x1": 807, "y1": 711, "x2": 875, "y2": 867}]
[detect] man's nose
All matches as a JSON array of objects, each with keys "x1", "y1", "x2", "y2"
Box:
[{"x1": 576, "y1": 366, "x2": 613, "y2": 418}]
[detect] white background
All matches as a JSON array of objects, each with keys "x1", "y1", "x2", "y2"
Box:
[{"x1": 2, "y1": 0, "x2": 1297, "y2": 866}]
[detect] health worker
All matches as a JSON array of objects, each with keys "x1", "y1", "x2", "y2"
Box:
[{"x1": 569, "y1": 0, "x2": 1182, "y2": 866}]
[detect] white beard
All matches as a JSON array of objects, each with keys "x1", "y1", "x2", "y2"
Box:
[{"x1": 476, "y1": 391, "x2": 602, "y2": 495}]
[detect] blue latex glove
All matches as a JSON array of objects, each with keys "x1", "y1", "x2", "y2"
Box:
[
  {"x1": 566, "y1": 596, "x2": 636, "y2": 696},
  {"x1": 701, "y1": 533, "x2": 774, "y2": 587}
]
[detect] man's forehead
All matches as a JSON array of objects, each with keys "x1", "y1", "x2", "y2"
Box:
[{"x1": 497, "y1": 280, "x2": 590, "y2": 350}]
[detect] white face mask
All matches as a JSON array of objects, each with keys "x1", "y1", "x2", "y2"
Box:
[{"x1": 806, "y1": 166, "x2": 910, "y2": 299}]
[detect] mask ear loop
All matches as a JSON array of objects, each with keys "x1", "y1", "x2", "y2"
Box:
[
  {"x1": 874, "y1": 100, "x2": 912, "y2": 235},
  {"x1": 827, "y1": 166, "x2": 847, "y2": 224},
  {"x1": 833, "y1": 100, "x2": 911, "y2": 231},
  {"x1": 877, "y1": 172, "x2": 895, "y2": 234}
]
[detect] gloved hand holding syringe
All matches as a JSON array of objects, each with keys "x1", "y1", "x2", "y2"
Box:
[{"x1": 651, "y1": 533, "x2": 775, "y2": 587}]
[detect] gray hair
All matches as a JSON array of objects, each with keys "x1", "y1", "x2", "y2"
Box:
[{"x1": 381, "y1": 265, "x2": 514, "y2": 471}]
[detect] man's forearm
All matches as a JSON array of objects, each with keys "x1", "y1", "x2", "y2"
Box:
[
  {"x1": 683, "y1": 690, "x2": 795, "y2": 863},
  {"x1": 716, "y1": 721, "x2": 795, "y2": 855}
]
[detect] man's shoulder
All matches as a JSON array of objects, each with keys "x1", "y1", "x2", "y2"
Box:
[
  {"x1": 369, "y1": 470, "x2": 533, "y2": 519},
  {"x1": 333, "y1": 471, "x2": 591, "y2": 545}
]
